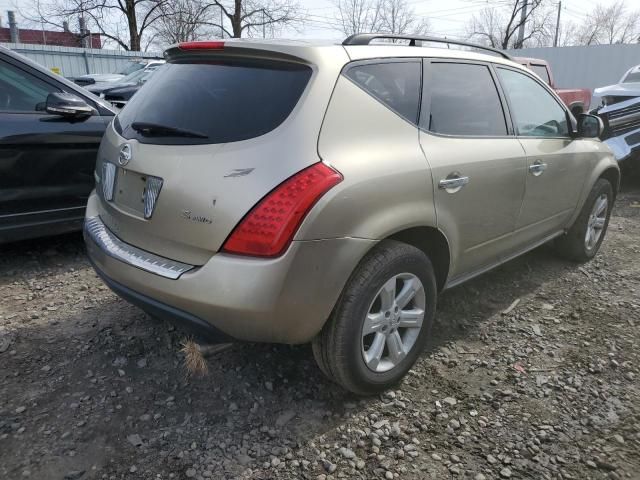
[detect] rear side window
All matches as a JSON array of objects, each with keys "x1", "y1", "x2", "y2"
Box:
[
  {"x1": 115, "y1": 60, "x2": 312, "y2": 145},
  {"x1": 424, "y1": 63, "x2": 507, "y2": 136},
  {"x1": 345, "y1": 62, "x2": 421, "y2": 124},
  {"x1": 531, "y1": 64, "x2": 551, "y2": 85}
]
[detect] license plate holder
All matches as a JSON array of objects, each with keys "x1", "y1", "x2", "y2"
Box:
[{"x1": 113, "y1": 168, "x2": 148, "y2": 217}]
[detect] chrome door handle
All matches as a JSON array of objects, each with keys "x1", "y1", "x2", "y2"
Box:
[
  {"x1": 439, "y1": 176, "x2": 470, "y2": 190},
  {"x1": 529, "y1": 161, "x2": 547, "y2": 176}
]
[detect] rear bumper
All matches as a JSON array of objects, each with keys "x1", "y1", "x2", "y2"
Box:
[
  {"x1": 84, "y1": 195, "x2": 375, "y2": 344},
  {"x1": 90, "y1": 259, "x2": 232, "y2": 343}
]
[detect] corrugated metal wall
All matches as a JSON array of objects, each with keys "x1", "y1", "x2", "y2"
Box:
[
  {"x1": 0, "y1": 43, "x2": 162, "y2": 77},
  {"x1": 507, "y1": 44, "x2": 640, "y2": 103}
]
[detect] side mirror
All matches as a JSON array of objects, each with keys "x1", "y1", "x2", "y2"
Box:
[
  {"x1": 577, "y1": 113, "x2": 603, "y2": 138},
  {"x1": 45, "y1": 92, "x2": 94, "y2": 118}
]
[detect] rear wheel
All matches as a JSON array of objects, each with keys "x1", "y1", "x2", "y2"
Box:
[
  {"x1": 312, "y1": 240, "x2": 437, "y2": 395},
  {"x1": 555, "y1": 178, "x2": 613, "y2": 262}
]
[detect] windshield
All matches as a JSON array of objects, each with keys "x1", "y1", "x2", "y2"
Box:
[
  {"x1": 120, "y1": 68, "x2": 149, "y2": 83},
  {"x1": 115, "y1": 59, "x2": 312, "y2": 145},
  {"x1": 139, "y1": 67, "x2": 159, "y2": 83},
  {"x1": 117, "y1": 62, "x2": 145, "y2": 76},
  {"x1": 623, "y1": 71, "x2": 640, "y2": 83},
  {"x1": 120, "y1": 66, "x2": 159, "y2": 84}
]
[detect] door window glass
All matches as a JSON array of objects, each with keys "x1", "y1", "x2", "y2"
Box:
[
  {"x1": 497, "y1": 67, "x2": 569, "y2": 137},
  {"x1": 0, "y1": 59, "x2": 59, "y2": 112},
  {"x1": 345, "y1": 62, "x2": 421, "y2": 124},
  {"x1": 424, "y1": 63, "x2": 507, "y2": 136}
]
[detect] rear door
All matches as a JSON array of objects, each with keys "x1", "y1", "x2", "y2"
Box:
[
  {"x1": 494, "y1": 66, "x2": 591, "y2": 242},
  {"x1": 0, "y1": 53, "x2": 107, "y2": 227},
  {"x1": 418, "y1": 60, "x2": 527, "y2": 280}
]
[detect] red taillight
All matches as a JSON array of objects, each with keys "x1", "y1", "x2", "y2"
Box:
[
  {"x1": 222, "y1": 163, "x2": 343, "y2": 257},
  {"x1": 178, "y1": 41, "x2": 225, "y2": 50}
]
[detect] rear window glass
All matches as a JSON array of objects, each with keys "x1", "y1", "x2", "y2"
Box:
[
  {"x1": 115, "y1": 60, "x2": 312, "y2": 145},
  {"x1": 345, "y1": 62, "x2": 421, "y2": 124},
  {"x1": 531, "y1": 64, "x2": 551, "y2": 85}
]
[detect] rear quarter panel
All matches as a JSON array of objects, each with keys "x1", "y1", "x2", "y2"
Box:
[{"x1": 301, "y1": 75, "x2": 436, "y2": 241}]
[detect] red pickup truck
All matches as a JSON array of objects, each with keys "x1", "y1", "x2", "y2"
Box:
[{"x1": 516, "y1": 57, "x2": 591, "y2": 116}]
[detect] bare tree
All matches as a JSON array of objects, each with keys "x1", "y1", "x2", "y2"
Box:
[
  {"x1": 466, "y1": 0, "x2": 547, "y2": 49},
  {"x1": 378, "y1": 0, "x2": 429, "y2": 35},
  {"x1": 333, "y1": 0, "x2": 428, "y2": 37},
  {"x1": 465, "y1": 7, "x2": 502, "y2": 48},
  {"x1": 23, "y1": 0, "x2": 305, "y2": 51},
  {"x1": 195, "y1": 0, "x2": 304, "y2": 39},
  {"x1": 333, "y1": 0, "x2": 382, "y2": 36},
  {"x1": 526, "y1": 0, "x2": 640, "y2": 47},
  {"x1": 152, "y1": 0, "x2": 219, "y2": 45},
  {"x1": 571, "y1": 0, "x2": 640, "y2": 45},
  {"x1": 23, "y1": 0, "x2": 165, "y2": 51},
  {"x1": 544, "y1": 19, "x2": 579, "y2": 47}
]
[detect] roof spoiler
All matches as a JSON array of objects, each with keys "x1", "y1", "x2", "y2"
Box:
[
  {"x1": 342, "y1": 34, "x2": 513, "y2": 61},
  {"x1": 163, "y1": 42, "x2": 311, "y2": 65}
]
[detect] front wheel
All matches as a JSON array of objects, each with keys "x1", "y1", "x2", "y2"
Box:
[
  {"x1": 555, "y1": 178, "x2": 613, "y2": 262},
  {"x1": 312, "y1": 240, "x2": 437, "y2": 395}
]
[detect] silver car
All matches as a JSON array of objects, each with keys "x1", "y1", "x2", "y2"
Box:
[
  {"x1": 85, "y1": 35, "x2": 619, "y2": 394},
  {"x1": 594, "y1": 64, "x2": 640, "y2": 161}
]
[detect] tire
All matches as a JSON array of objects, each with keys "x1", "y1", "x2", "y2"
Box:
[
  {"x1": 555, "y1": 178, "x2": 613, "y2": 262},
  {"x1": 312, "y1": 240, "x2": 437, "y2": 395}
]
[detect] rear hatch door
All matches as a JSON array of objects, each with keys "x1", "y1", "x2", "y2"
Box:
[{"x1": 96, "y1": 43, "x2": 340, "y2": 264}]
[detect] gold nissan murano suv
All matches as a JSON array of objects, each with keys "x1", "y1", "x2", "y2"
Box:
[{"x1": 85, "y1": 34, "x2": 619, "y2": 395}]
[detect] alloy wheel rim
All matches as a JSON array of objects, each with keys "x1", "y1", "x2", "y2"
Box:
[
  {"x1": 361, "y1": 273, "x2": 426, "y2": 373},
  {"x1": 585, "y1": 193, "x2": 608, "y2": 251}
]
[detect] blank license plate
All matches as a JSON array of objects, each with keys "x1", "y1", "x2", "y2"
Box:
[{"x1": 114, "y1": 168, "x2": 148, "y2": 217}]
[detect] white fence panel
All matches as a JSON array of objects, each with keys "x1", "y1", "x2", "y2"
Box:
[
  {"x1": 1, "y1": 43, "x2": 162, "y2": 78},
  {"x1": 507, "y1": 44, "x2": 640, "y2": 105}
]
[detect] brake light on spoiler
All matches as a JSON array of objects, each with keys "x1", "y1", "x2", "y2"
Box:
[
  {"x1": 222, "y1": 163, "x2": 343, "y2": 258},
  {"x1": 178, "y1": 41, "x2": 225, "y2": 50}
]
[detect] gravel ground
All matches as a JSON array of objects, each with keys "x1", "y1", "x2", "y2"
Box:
[{"x1": 1, "y1": 170, "x2": 639, "y2": 480}]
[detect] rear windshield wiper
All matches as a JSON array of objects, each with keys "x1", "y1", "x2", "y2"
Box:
[{"x1": 130, "y1": 122, "x2": 209, "y2": 139}]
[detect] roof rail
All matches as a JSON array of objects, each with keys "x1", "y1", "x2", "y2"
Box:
[{"x1": 342, "y1": 34, "x2": 513, "y2": 61}]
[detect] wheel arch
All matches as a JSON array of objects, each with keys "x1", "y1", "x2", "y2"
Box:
[
  {"x1": 568, "y1": 157, "x2": 620, "y2": 228},
  {"x1": 386, "y1": 226, "x2": 451, "y2": 292},
  {"x1": 599, "y1": 166, "x2": 620, "y2": 198}
]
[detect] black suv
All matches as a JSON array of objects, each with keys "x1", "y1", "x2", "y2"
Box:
[{"x1": 0, "y1": 46, "x2": 115, "y2": 243}]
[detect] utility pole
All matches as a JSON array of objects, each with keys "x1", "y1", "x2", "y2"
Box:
[
  {"x1": 8, "y1": 10, "x2": 19, "y2": 43},
  {"x1": 516, "y1": 0, "x2": 527, "y2": 49},
  {"x1": 553, "y1": 1, "x2": 562, "y2": 47},
  {"x1": 220, "y1": 7, "x2": 224, "y2": 38},
  {"x1": 262, "y1": 9, "x2": 266, "y2": 38}
]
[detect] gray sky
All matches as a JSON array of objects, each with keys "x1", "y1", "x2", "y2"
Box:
[{"x1": 0, "y1": 0, "x2": 623, "y2": 42}]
